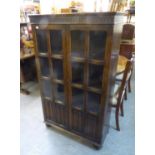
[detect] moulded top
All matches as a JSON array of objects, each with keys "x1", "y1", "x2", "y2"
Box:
[{"x1": 29, "y1": 12, "x2": 125, "y2": 25}]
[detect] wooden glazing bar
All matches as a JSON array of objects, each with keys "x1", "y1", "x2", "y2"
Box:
[
  {"x1": 65, "y1": 26, "x2": 72, "y2": 128},
  {"x1": 46, "y1": 30, "x2": 56, "y2": 120}
]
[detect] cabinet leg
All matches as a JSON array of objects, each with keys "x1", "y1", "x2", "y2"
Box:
[
  {"x1": 45, "y1": 124, "x2": 51, "y2": 127},
  {"x1": 93, "y1": 144, "x2": 101, "y2": 150}
]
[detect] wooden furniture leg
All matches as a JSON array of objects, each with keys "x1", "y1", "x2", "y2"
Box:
[
  {"x1": 116, "y1": 106, "x2": 120, "y2": 131},
  {"x1": 112, "y1": 59, "x2": 133, "y2": 131},
  {"x1": 124, "y1": 88, "x2": 127, "y2": 100},
  {"x1": 120, "y1": 101, "x2": 124, "y2": 117}
]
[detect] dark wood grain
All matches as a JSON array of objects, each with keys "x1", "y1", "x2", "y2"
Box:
[
  {"x1": 29, "y1": 12, "x2": 124, "y2": 25},
  {"x1": 30, "y1": 12, "x2": 124, "y2": 148}
]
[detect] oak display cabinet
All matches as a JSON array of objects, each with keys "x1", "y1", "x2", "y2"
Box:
[{"x1": 30, "y1": 13, "x2": 124, "y2": 148}]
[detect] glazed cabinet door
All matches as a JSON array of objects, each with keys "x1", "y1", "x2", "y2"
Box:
[
  {"x1": 67, "y1": 25, "x2": 108, "y2": 141},
  {"x1": 33, "y1": 25, "x2": 69, "y2": 128}
]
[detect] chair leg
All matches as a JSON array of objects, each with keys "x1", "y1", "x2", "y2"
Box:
[
  {"x1": 120, "y1": 101, "x2": 124, "y2": 117},
  {"x1": 124, "y1": 88, "x2": 127, "y2": 100},
  {"x1": 128, "y1": 77, "x2": 132, "y2": 93},
  {"x1": 115, "y1": 107, "x2": 120, "y2": 131}
]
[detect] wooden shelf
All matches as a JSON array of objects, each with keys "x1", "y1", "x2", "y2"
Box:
[
  {"x1": 87, "y1": 111, "x2": 99, "y2": 116},
  {"x1": 52, "y1": 54, "x2": 63, "y2": 59},
  {"x1": 20, "y1": 52, "x2": 35, "y2": 60},
  {"x1": 72, "y1": 106, "x2": 83, "y2": 111},
  {"x1": 88, "y1": 87, "x2": 102, "y2": 94},
  {"x1": 71, "y1": 57, "x2": 104, "y2": 65},
  {"x1": 71, "y1": 83, "x2": 84, "y2": 89},
  {"x1": 88, "y1": 59, "x2": 104, "y2": 65},
  {"x1": 53, "y1": 79, "x2": 64, "y2": 84},
  {"x1": 41, "y1": 76, "x2": 50, "y2": 80},
  {"x1": 71, "y1": 57, "x2": 85, "y2": 62},
  {"x1": 55, "y1": 100, "x2": 64, "y2": 105},
  {"x1": 72, "y1": 105, "x2": 99, "y2": 116},
  {"x1": 71, "y1": 83, "x2": 102, "y2": 94},
  {"x1": 39, "y1": 53, "x2": 48, "y2": 57},
  {"x1": 44, "y1": 96, "x2": 52, "y2": 101}
]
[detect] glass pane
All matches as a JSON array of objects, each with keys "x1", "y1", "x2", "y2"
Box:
[
  {"x1": 52, "y1": 59, "x2": 63, "y2": 80},
  {"x1": 89, "y1": 31, "x2": 106, "y2": 60},
  {"x1": 36, "y1": 30, "x2": 47, "y2": 53},
  {"x1": 42, "y1": 80, "x2": 52, "y2": 98},
  {"x1": 87, "y1": 92, "x2": 100, "y2": 113},
  {"x1": 71, "y1": 30, "x2": 84, "y2": 57},
  {"x1": 50, "y1": 30, "x2": 62, "y2": 54},
  {"x1": 72, "y1": 88, "x2": 84, "y2": 109},
  {"x1": 88, "y1": 64, "x2": 103, "y2": 88},
  {"x1": 54, "y1": 84, "x2": 65, "y2": 103},
  {"x1": 39, "y1": 57, "x2": 50, "y2": 77},
  {"x1": 72, "y1": 62, "x2": 84, "y2": 84}
]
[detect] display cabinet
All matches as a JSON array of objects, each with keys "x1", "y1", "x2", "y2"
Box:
[{"x1": 30, "y1": 13, "x2": 124, "y2": 148}]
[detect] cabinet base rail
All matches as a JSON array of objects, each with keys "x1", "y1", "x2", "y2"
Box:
[{"x1": 45, "y1": 120, "x2": 102, "y2": 149}]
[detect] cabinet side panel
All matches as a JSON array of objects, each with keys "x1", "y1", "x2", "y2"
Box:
[{"x1": 101, "y1": 23, "x2": 123, "y2": 143}]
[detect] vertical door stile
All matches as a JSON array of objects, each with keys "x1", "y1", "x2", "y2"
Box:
[
  {"x1": 62, "y1": 27, "x2": 69, "y2": 127},
  {"x1": 32, "y1": 25, "x2": 46, "y2": 121},
  {"x1": 65, "y1": 25, "x2": 72, "y2": 128},
  {"x1": 84, "y1": 31, "x2": 89, "y2": 131},
  {"x1": 32, "y1": 26, "x2": 43, "y2": 94},
  {"x1": 46, "y1": 29, "x2": 56, "y2": 121},
  {"x1": 31, "y1": 26, "x2": 41, "y2": 89}
]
